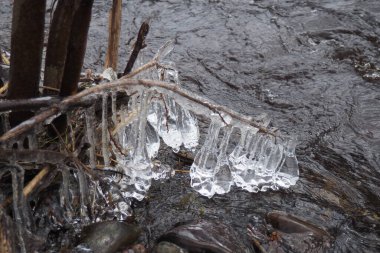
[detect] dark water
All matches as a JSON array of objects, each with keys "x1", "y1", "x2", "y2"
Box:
[{"x1": 1, "y1": 0, "x2": 380, "y2": 252}]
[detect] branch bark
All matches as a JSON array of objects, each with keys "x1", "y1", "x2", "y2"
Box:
[
  {"x1": 60, "y1": 0, "x2": 94, "y2": 97},
  {"x1": 43, "y1": 0, "x2": 81, "y2": 95},
  {"x1": 123, "y1": 20, "x2": 150, "y2": 75},
  {"x1": 7, "y1": 0, "x2": 46, "y2": 126},
  {"x1": 104, "y1": 0, "x2": 122, "y2": 70}
]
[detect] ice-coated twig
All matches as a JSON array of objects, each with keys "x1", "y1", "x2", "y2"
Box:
[
  {"x1": 0, "y1": 78, "x2": 275, "y2": 144},
  {"x1": 85, "y1": 105, "x2": 97, "y2": 169},
  {"x1": 0, "y1": 149, "x2": 68, "y2": 164},
  {"x1": 0, "y1": 96, "x2": 60, "y2": 112},
  {"x1": 102, "y1": 93, "x2": 110, "y2": 167}
]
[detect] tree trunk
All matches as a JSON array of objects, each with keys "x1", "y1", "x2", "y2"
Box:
[
  {"x1": 104, "y1": 0, "x2": 122, "y2": 71},
  {"x1": 7, "y1": 0, "x2": 46, "y2": 126},
  {"x1": 60, "y1": 0, "x2": 94, "y2": 96},
  {"x1": 43, "y1": 0, "x2": 81, "y2": 95}
]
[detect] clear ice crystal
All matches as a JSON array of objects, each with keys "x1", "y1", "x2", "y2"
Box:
[
  {"x1": 89, "y1": 42, "x2": 299, "y2": 201},
  {"x1": 189, "y1": 119, "x2": 299, "y2": 197}
]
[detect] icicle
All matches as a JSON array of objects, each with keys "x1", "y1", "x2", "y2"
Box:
[
  {"x1": 262, "y1": 141, "x2": 284, "y2": 191},
  {"x1": 119, "y1": 91, "x2": 153, "y2": 201},
  {"x1": 159, "y1": 61, "x2": 180, "y2": 85},
  {"x1": 146, "y1": 122, "x2": 160, "y2": 158},
  {"x1": 190, "y1": 118, "x2": 222, "y2": 198},
  {"x1": 59, "y1": 166, "x2": 74, "y2": 220},
  {"x1": 10, "y1": 165, "x2": 33, "y2": 230},
  {"x1": 154, "y1": 40, "x2": 175, "y2": 62},
  {"x1": 111, "y1": 90, "x2": 117, "y2": 125},
  {"x1": 152, "y1": 160, "x2": 174, "y2": 180},
  {"x1": 111, "y1": 94, "x2": 139, "y2": 166},
  {"x1": 213, "y1": 127, "x2": 233, "y2": 195},
  {"x1": 250, "y1": 135, "x2": 273, "y2": 191},
  {"x1": 148, "y1": 96, "x2": 183, "y2": 152},
  {"x1": 132, "y1": 91, "x2": 152, "y2": 164},
  {"x1": 76, "y1": 169, "x2": 90, "y2": 222},
  {"x1": 10, "y1": 166, "x2": 27, "y2": 253},
  {"x1": 2, "y1": 112, "x2": 11, "y2": 133},
  {"x1": 230, "y1": 128, "x2": 261, "y2": 193},
  {"x1": 178, "y1": 106, "x2": 199, "y2": 152},
  {"x1": 27, "y1": 130, "x2": 37, "y2": 149},
  {"x1": 16, "y1": 139, "x2": 23, "y2": 150},
  {"x1": 102, "y1": 93, "x2": 110, "y2": 167},
  {"x1": 273, "y1": 137, "x2": 299, "y2": 189},
  {"x1": 85, "y1": 105, "x2": 96, "y2": 169}
]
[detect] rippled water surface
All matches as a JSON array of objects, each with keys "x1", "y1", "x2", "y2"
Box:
[{"x1": 1, "y1": 0, "x2": 380, "y2": 252}]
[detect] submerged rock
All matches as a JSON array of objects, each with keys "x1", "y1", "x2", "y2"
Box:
[
  {"x1": 248, "y1": 211, "x2": 332, "y2": 253},
  {"x1": 0, "y1": 208, "x2": 44, "y2": 253},
  {"x1": 266, "y1": 211, "x2": 330, "y2": 239},
  {"x1": 77, "y1": 221, "x2": 141, "y2": 253},
  {"x1": 155, "y1": 220, "x2": 253, "y2": 253}
]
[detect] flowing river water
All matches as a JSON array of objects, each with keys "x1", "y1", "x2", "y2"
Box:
[{"x1": 1, "y1": 0, "x2": 380, "y2": 252}]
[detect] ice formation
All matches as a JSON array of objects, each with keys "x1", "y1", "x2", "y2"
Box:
[{"x1": 92, "y1": 41, "x2": 299, "y2": 200}]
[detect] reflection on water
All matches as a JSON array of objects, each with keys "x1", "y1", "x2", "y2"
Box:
[{"x1": 1, "y1": 0, "x2": 379, "y2": 252}]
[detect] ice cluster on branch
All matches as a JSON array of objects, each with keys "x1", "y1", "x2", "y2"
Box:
[{"x1": 87, "y1": 41, "x2": 299, "y2": 200}]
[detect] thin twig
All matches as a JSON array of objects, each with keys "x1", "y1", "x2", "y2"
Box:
[
  {"x1": 40, "y1": 86, "x2": 60, "y2": 92},
  {"x1": 123, "y1": 20, "x2": 150, "y2": 75},
  {"x1": 122, "y1": 59, "x2": 156, "y2": 79},
  {"x1": 108, "y1": 127, "x2": 129, "y2": 157},
  {"x1": 105, "y1": 0, "x2": 122, "y2": 70},
  {"x1": 0, "y1": 82, "x2": 8, "y2": 94}
]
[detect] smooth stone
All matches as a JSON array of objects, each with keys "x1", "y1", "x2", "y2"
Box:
[
  {"x1": 266, "y1": 211, "x2": 330, "y2": 239},
  {"x1": 78, "y1": 221, "x2": 141, "y2": 253},
  {"x1": 263, "y1": 211, "x2": 332, "y2": 252},
  {"x1": 156, "y1": 220, "x2": 252, "y2": 253},
  {"x1": 153, "y1": 241, "x2": 189, "y2": 253}
]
